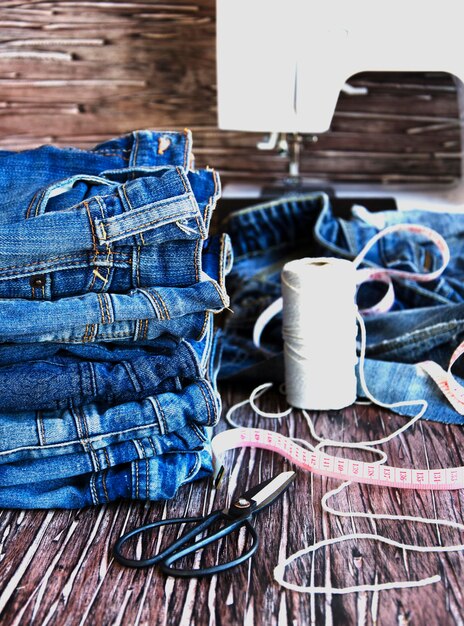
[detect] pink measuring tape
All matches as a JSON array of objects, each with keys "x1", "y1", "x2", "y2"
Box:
[{"x1": 212, "y1": 427, "x2": 464, "y2": 491}]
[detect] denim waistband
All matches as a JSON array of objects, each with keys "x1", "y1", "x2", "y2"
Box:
[
  {"x1": 0, "y1": 167, "x2": 217, "y2": 259},
  {"x1": 0, "y1": 130, "x2": 194, "y2": 223},
  {"x1": 0, "y1": 447, "x2": 212, "y2": 508}
]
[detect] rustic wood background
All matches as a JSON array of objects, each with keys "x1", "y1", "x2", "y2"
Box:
[
  {"x1": 2, "y1": 387, "x2": 464, "y2": 625},
  {"x1": 0, "y1": 0, "x2": 461, "y2": 187}
]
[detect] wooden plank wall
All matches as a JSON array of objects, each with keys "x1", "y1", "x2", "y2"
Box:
[{"x1": 0, "y1": 0, "x2": 461, "y2": 187}]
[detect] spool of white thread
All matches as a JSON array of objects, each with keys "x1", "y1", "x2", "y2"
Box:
[{"x1": 281, "y1": 257, "x2": 358, "y2": 410}]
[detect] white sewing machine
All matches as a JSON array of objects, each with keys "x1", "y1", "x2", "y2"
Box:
[{"x1": 216, "y1": 0, "x2": 464, "y2": 211}]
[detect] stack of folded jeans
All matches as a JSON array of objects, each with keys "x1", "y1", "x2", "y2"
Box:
[{"x1": 0, "y1": 129, "x2": 231, "y2": 509}]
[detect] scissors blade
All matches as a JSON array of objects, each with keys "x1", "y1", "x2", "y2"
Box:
[{"x1": 235, "y1": 471, "x2": 296, "y2": 514}]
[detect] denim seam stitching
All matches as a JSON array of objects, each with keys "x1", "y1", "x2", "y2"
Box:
[
  {"x1": 90, "y1": 474, "x2": 99, "y2": 505},
  {"x1": 148, "y1": 437, "x2": 157, "y2": 456},
  {"x1": 190, "y1": 423, "x2": 207, "y2": 443},
  {"x1": 148, "y1": 395, "x2": 166, "y2": 435},
  {"x1": 196, "y1": 381, "x2": 213, "y2": 426},
  {"x1": 185, "y1": 452, "x2": 200, "y2": 481},
  {"x1": 194, "y1": 238, "x2": 201, "y2": 282},
  {"x1": 134, "y1": 458, "x2": 140, "y2": 499},
  {"x1": 138, "y1": 289, "x2": 162, "y2": 320},
  {"x1": 197, "y1": 312, "x2": 209, "y2": 341},
  {"x1": 0, "y1": 417, "x2": 170, "y2": 457},
  {"x1": 102, "y1": 293, "x2": 114, "y2": 324},
  {"x1": 86, "y1": 361, "x2": 97, "y2": 399},
  {"x1": 146, "y1": 457, "x2": 149, "y2": 498},
  {"x1": 97, "y1": 294, "x2": 106, "y2": 324},
  {"x1": 37, "y1": 411, "x2": 46, "y2": 446},
  {"x1": 122, "y1": 360, "x2": 143, "y2": 394},
  {"x1": 97, "y1": 195, "x2": 197, "y2": 243},
  {"x1": 0, "y1": 251, "x2": 131, "y2": 275},
  {"x1": 101, "y1": 470, "x2": 110, "y2": 503},
  {"x1": 150, "y1": 290, "x2": 170, "y2": 320}
]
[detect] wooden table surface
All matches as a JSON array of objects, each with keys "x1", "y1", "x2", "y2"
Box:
[{"x1": 1, "y1": 384, "x2": 464, "y2": 626}]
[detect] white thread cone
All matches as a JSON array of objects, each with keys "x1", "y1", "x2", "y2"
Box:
[{"x1": 282, "y1": 257, "x2": 358, "y2": 410}]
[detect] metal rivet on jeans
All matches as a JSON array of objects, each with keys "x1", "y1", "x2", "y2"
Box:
[{"x1": 30, "y1": 274, "x2": 46, "y2": 288}]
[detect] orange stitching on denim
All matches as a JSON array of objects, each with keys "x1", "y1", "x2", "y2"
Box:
[
  {"x1": 103, "y1": 448, "x2": 111, "y2": 468},
  {"x1": 102, "y1": 293, "x2": 112, "y2": 323},
  {"x1": 0, "y1": 251, "x2": 130, "y2": 274},
  {"x1": 211, "y1": 281, "x2": 228, "y2": 306},
  {"x1": 34, "y1": 188, "x2": 47, "y2": 217},
  {"x1": 196, "y1": 380, "x2": 213, "y2": 425},
  {"x1": 83, "y1": 324, "x2": 89, "y2": 343},
  {"x1": 197, "y1": 311, "x2": 209, "y2": 341},
  {"x1": 25, "y1": 191, "x2": 38, "y2": 219},
  {"x1": 176, "y1": 166, "x2": 190, "y2": 194},
  {"x1": 153, "y1": 291, "x2": 170, "y2": 320},
  {"x1": 143, "y1": 319, "x2": 149, "y2": 339},
  {"x1": 122, "y1": 183, "x2": 133, "y2": 211},
  {"x1": 97, "y1": 293, "x2": 106, "y2": 324},
  {"x1": 97, "y1": 200, "x2": 194, "y2": 242}
]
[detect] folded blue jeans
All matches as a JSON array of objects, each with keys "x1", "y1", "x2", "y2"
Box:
[
  {"x1": 0, "y1": 129, "x2": 194, "y2": 224},
  {"x1": 0, "y1": 448, "x2": 212, "y2": 509},
  {"x1": 0, "y1": 166, "x2": 221, "y2": 300}
]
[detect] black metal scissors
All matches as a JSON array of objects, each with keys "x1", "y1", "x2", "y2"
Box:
[{"x1": 113, "y1": 471, "x2": 295, "y2": 577}]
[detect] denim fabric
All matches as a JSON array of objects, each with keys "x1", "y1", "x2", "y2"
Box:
[
  {"x1": 0, "y1": 339, "x2": 201, "y2": 412},
  {"x1": 314, "y1": 200, "x2": 464, "y2": 309},
  {"x1": 0, "y1": 129, "x2": 193, "y2": 224},
  {"x1": 0, "y1": 167, "x2": 221, "y2": 303},
  {"x1": 0, "y1": 377, "x2": 219, "y2": 463},
  {"x1": 0, "y1": 448, "x2": 212, "y2": 509},
  {"x1": 220, "y1": 194, "x2": 464, "y2": 424},
  {"x1": 0, "y1": 233, "x2": 230, "y2": 344},
  {"x1": 0, "y1": 129, "x2": 229, "y2": 509}
]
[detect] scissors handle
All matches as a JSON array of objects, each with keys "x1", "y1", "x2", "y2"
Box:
[
  {"x1": 113, "y1": 510, "x2": 259, "y2": 576},
  {"x1": 160, "y1": 518, "x2": 259, "y2": 578}
]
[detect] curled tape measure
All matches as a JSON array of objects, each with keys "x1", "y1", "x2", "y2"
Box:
[{"x1": 212, "y1": 427, "x2": 464, "y2": 491}]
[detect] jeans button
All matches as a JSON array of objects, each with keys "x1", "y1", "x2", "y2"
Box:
[{"x1": 30, "y1": 274, "x2": 46, "y2": 288}]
